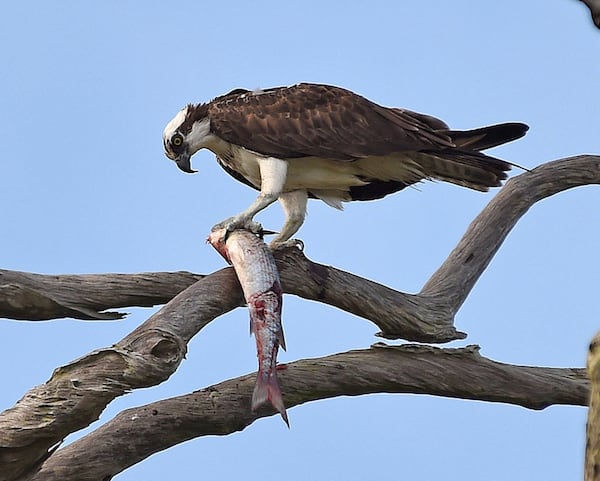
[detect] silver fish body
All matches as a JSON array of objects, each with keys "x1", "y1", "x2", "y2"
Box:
[{"x1": 208, "y1": 228, "x2": 288, "y2": 426}]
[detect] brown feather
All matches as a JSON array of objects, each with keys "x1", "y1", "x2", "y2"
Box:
[
  {"x1": 207, "y1": 83, "x2": 457, "y2": 160},
  {"x1": 198, "y1": 83, "x2": 527, "y2": 199}
]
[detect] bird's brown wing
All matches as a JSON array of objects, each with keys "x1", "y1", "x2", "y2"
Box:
[{"x1": 207, "y1": 83, "x2": 455, "y2": 161}]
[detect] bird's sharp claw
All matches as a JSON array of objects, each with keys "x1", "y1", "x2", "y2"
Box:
[{"x1": 270, "y1": 238, "x2": 305, "y2": 251}]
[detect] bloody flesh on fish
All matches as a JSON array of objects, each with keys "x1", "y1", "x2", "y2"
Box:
[{"x1": 248, "y1": 285, "x2": 287, "y2": 424}]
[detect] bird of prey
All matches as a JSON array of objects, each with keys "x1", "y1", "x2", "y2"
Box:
[{"x1": 163, "y1": 83, "x2": 528, "y2": 247}]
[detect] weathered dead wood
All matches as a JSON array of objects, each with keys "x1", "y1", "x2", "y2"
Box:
[
  {"x1": 586, "y1": 331, "x2": 600, "y2": 481},
  {"x1": 0, "y1": 270, "x2": 204, "y2": 320},
  {"x1": 25, "y1": 344, "x2": 589, "y2": 481},
  {"x1": 277, "y1": 248, "x2": 463, "y2": 341},
  {"x1": 0, "y1": 155, "x2": 598, "y2": 481},
  {"x1": 0, "y1": 255, "x2": 457, "y2": 340},
  {"x1": 0, "y1": 269, "x2": 244, "y2": 481},
  {"x1": 579, "y1": 0, "x2": 600, "y2": 28}
]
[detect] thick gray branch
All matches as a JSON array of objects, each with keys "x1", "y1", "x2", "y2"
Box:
[
  {"x1": 28, "y1": 344, "x2": 589, "y2": 481},
  {"x1": 0, "y1": 270, "x2": 204, "y2": 320},
  {"x1": 277, "y1": 248, "x2": 462, "y2": 341},
  {"x1": 579, "y1": 0, "x2": 600, "y2": 28},
  {"x1": 0, "y1": 256, "x2": 458, "y2": 341}
]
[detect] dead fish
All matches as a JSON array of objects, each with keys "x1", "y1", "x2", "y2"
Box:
[{"x1": 208, "y1": 228, "x2": 289, "y2": 426}]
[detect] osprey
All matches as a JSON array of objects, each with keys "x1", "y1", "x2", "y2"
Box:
[{"x1": 163, "y1": 83, "x2": 528, "y2": 247}]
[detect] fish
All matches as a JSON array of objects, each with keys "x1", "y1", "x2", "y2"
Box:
[{"x1": 208, "y1": 228, "x2": 289, "y2": 426}]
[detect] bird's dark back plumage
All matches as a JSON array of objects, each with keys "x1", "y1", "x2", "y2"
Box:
[
  {"x1": 200, "y1": 83, "x2": 528, "y2": 197},
  {"x1": 206, "y1": 83, "x2": 458, "y2": 160}
]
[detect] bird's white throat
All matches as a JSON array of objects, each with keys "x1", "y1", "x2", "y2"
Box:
[{"x1": 186, "y1": 118, "x2": 212, "y2": 154}]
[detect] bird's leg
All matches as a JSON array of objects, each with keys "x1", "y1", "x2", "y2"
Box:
[
  {"x1": 270, "y1": 190, "x2": 308, "y2": 249},
  {"x1": 213, "y1": 193, "x2": 276, "y2": 236},
  {"x1": 212, "y1": 157, "x2": 288, "y2": 240}
]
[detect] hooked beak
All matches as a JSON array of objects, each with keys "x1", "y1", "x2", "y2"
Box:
[{"x1": 175, "y1": 150, "x2": 197, "y2": 174}]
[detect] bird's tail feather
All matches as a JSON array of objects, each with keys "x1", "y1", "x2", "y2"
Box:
[
  {"x1": 421, "y1": 121, "x2": 529, "y2": 190},
  {"x1": 447, "y1": 122, "x2": 529, "y2": 151},
  {"x1": 419, "y1": 150, "x2": 511, "y2": 191}
]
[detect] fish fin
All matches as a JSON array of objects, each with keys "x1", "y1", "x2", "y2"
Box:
[
  {"x1": 278, "y1": 326, "x2": 287, "y2": 352},
  {"x1": 252, "y1": 372, "x2": 289, "y2": 427}
]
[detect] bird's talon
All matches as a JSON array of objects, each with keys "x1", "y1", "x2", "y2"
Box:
[
  {"x1": 240, "y1": 220, "x2": 264, "y2": 237},
  {"x1": 270, "y1": 238, "x2": 304, "y2": 251}
]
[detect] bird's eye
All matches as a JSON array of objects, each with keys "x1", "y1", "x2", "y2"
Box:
[{"x1": 171, "y1": 134, "x2": 183, "y2": 147}]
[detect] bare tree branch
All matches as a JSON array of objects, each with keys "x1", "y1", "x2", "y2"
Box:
[
  {"x1": 0, "y1": 268, "x2": 243, "y2": 481},
  {"x1": 0, "y1": 270, "x2": 204, "y2": 320},
  {"x1": 421, "y1": 155, "x2": 600, "y2": 302},
  {"x1": 26, "y1": 344, "x2": 589, "y2": 481},
  {"x1": 1, "y1": 155, "x2": 597, "y2": 480},
  {"x1": 579, "y1": 0, "x2": 600, "y2": 28},
  {"x1": 277, "y1": 247, "x2": 464, "y2": 341},
  {"x1": 0, "y1": 254, "x2": 462, "y2": 340}
]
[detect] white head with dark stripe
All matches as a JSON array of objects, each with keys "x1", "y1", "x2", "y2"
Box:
[{"x1": 163, "y1": 104, "x2": 210, "y2": 173}]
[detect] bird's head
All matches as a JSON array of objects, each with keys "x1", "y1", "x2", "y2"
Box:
[{"x1": 162, "y1": 104, "x2": 210, "y2": 174}]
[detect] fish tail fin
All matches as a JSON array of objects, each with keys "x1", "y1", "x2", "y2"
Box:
[{"x1": 252, "y1": 372, "x2": 289, "y2": 427}]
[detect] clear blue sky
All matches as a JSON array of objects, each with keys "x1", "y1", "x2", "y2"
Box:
[{"x1": 1, "y1": 1, "x2": 599, "y2": 479}]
